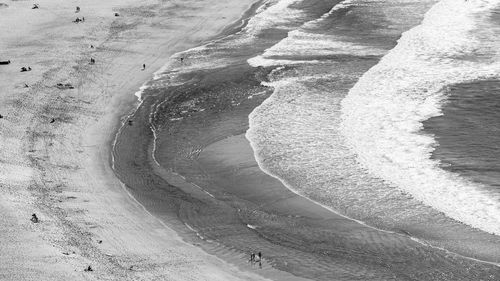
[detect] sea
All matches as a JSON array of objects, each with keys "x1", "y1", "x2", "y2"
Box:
[{"x1": 112, "y1": 0, "x2": 500, "y2": 280}]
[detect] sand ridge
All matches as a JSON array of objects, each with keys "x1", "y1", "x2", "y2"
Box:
[{"x1": 0, "y1": 0, "x2": 270, "y2": 280}]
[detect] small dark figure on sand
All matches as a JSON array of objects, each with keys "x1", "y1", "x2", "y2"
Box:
[
  {"x1": 32, "y1": 4, "x2": 39, "y2": 9},
  {"x1": 258, "y1": 252, "x2": 262, "y2": 260},
  {"x1": 249, "y1": 253, "x2": 255, "y2": 262},
  {"x1": 31, "y1": 213, "x2": 39, "y2": 223},
  {"x1": 76, "y1": 6, "x2": 80, "y2": 13},
  {"x1": 90, "y1": 58, "x2": 95, "y2": 64},
  {"x1": 20, "y1": 67, "x2": 32, "y2": 72},
  {"x1": 128, "y1": 120, "x2": 133, "y2": 126},
  {"x1": 74, "y1": 17, "x2": 81, "y2": 23},
  {"x1": 180, "y1": 57, "x2": 184, "y2": 63},
  {"x1": 114, "y1": 12, "x2": 120, "y2": 17},
  {"x1": 142, "y1": 63, "x2": 146, "y2": 70},
  {"x1": 90, "y1": 44, "x2": 94, "y2": 49},
  {"x1": 84, "y1": 265, "x2": 93, "y2": 272},
  {"x1": 50, "y1": 118, "x2": 55, "y2": 123},
  {"x1": 0, "y1": 114, "x2": 3, "y2": 119},
  {"x1": 24, "y1": 83, "x2": 29, "y2": 88}
]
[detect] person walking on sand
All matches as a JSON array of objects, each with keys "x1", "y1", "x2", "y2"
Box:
[{"x1": 142, "y1": 63, "x2": 146, "y2": 70}]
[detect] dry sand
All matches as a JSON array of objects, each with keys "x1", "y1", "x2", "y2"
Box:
[{"x1": 0, "y1": 0, "x2": 274, "y2": 280}]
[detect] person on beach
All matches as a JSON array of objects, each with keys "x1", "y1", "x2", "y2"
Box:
[
  {"x1": 258, "y1": 251, "x2": 262, "y2": 260},
  {"x1": 249, "y1": 252, "x2": 255, "y2": 262},
  {"x1": 75, "y1": 6, "x2": 80, "y2": 13},
  {"x1": 30, "y1": 213, "x2": 39, "y2": 223},
  {"x1": 90, "y1": 58, "x2": 95, "y2": 64},
  {"x1": 180, "y1": 57, "x2": 184, "y2": 63}
]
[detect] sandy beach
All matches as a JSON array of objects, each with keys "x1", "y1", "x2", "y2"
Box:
[{"x1": 0, "y1": 0, "x2": 279, "y2": 279}]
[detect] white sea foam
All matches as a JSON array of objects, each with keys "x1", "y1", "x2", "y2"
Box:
[
  {"x1": 341, "y1": 0, "x2": 500, "y2": 235},
  {"x1": 245, "y1": 0, "x2": 305, "y2": 36},
  {"x1": 248, "y1": 30, "x2": 387, "y2": 67}
]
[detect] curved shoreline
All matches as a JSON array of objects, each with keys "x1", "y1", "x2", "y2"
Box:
[
  {"x1": 0, "y1": 0, "x2": 272, "y2": 280},
  {"x1": 110, "y1": 1, "x2": 500, "y2": 281}
]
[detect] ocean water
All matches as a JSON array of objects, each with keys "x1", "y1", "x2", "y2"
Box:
[
  {"x1": 114, "y1": 0, "x2": 500, "y2": 279},
  {"x1": 248, "y1": 0, "x2": 500, "y2": 239}
]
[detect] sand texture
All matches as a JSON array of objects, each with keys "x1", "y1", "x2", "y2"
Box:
[{"x1": 0, "y1": 0, "x2": 271, "y2": 280}]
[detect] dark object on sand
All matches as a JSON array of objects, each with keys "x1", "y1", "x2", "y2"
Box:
[
  {"x1": 128, "y1": 120, "x2": 133, "y2": 126},
  {"x1": 32, "y1": 4, "x2": 39, "y2": 9},
  {"x1": 0, "y1": 60, "x2": 10, "y2": 65},
  {"x1": 97, "y1": 240, "x2": 102, "y2": 244},
  {"x1": 56, "y1": 83, "x2": 74, "y2": 90},
  {"x1": 84, "y1": 265, "x2": 93, "y2": 272},
  {"x1": 50, "y1": 118, "x2": 55, "y2": 123},
  {"x1": 90, "y1": 58, "x2": 95, "y2": 64},
  {"x1": 114, "y1": 12, "x2": 119, "y2": 17},
  {"x1": 180, "y1": 57, "x2": 184, "y2": 63},
  {"x1": 142, "y1": 63, "x2": 146, "y2": 70},
  {"x1": 30, "y1": 213, "x2": 39, "y2": 223},
  {"x1": 90, "y1": 44, "x2": 94, "y2": 48},
  {"x1": 75, "y1": 6, "x2": 80, "y2": 13},
  {"x1": 20, "y1": 66, "x2": 32, "y2": 72},
  {"x1": 82, "y1": 17, "x2": 85, "y2": 22},
  {"x1": 24, "y1": 83, "x2": 29, "y2": 88},
  {"x1": 0, "y1": 114, "x2": 3, "y2": 119},
  {"x1": 74, "y1": 17, "x2": 81, "y2": 23}
]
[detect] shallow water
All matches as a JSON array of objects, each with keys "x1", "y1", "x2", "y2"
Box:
[{"x1": 112, "y1": 0, "x2": 500, "y2": 279}]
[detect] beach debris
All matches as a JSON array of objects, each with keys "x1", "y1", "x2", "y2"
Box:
[
  {"x1": 84, "y1": 265, "x2": 93, "y2": 272},
  {"x1": 30, "y1": 213, "x2": 39, "y2": 223},
  {"x1": 129, "y1": 266, "x2": 134, "y2": 271},
  {"x1": 56, "y1": 83, "x2": 74, "y2": 90},
  {"x1": 32, "y1": 4, "x2": 39, "y2": 9},
  {"x1": 20, "y1": 66, "x2": 32, "y2": 72},
  {"x1": 75, "y1": 6, "x2": 80, "y2": 13},
  {"x1": 114, "y1": 12, "x2": 120, "y2": 17},
  {"x1": 90, "y1": 58, "x2": 95, "y2": 64},
  {"x1": 0, "y1": 60, "x2": 10, "y2": 65},
  {"x1": 50, "y1": 118, "x2": 56, "y2": 123}
]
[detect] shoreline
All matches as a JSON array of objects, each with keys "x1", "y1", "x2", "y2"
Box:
[{"x1": 0, "y1": 0, "x2": 275, "y2": 279}]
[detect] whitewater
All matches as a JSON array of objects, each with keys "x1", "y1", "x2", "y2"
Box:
[{"x1": 341, "y1": 0, "x2": 500, "y2": 235}]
